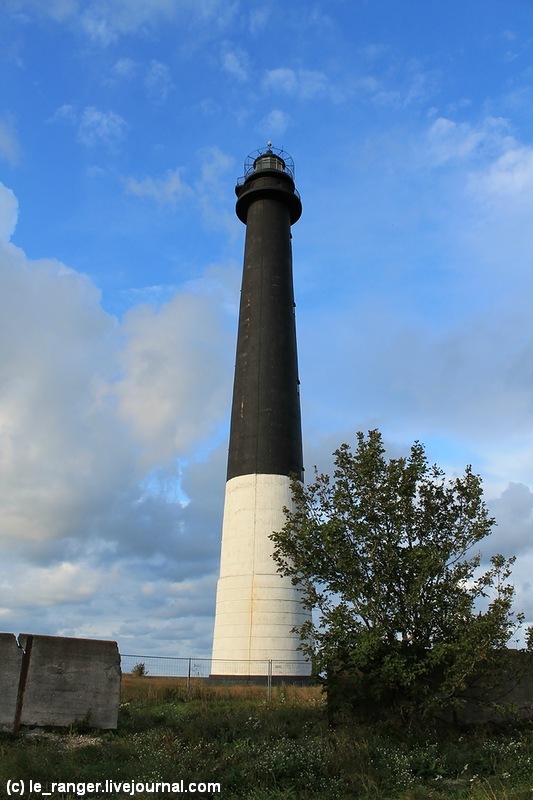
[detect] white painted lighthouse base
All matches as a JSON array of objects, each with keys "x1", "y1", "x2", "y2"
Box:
[{"x1": 211, "y1": 473, "x2": 311, "y2": 676}]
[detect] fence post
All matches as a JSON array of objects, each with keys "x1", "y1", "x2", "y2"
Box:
[
  {"x1": 187, "y1": 657, "x2": 191, "y2": 695},
  {"x1": 267, "y1": 659, "x2": 272, "y2": 702}
]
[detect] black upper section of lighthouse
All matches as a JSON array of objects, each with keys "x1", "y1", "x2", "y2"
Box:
[{"x1": 227, "y1": 146, "x2": 304, "y2": 482}]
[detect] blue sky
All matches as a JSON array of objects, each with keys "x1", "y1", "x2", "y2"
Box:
[{"x1": 1, "y1": 0, "x2": 532, "y2": 657}]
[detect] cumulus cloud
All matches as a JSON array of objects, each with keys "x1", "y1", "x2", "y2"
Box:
[
  {"x1": 294, "y1": 120, "x2": 533, "y2": 639},
  {"x1": 116, "y1": 290, "x2": 232, "y2": 465},
  {"x1": 0, "y1": 182, "x2": 232, "y2": 654},
  {"x1": 0, "y1": 242, "x2": 124, "y2": 548}
]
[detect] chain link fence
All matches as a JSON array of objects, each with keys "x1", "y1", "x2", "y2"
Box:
[{"x1": 120, "y1": 653, "x2": 313, "y2": 697}]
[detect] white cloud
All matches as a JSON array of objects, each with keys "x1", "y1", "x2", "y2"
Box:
[
  {"x1": 8, "y1": 0, "x2": 233, "y2": 44},
  {"x1": 197, "y1": 146, "x2": 234, "y2": 189},
  {"x1": 123, "y1": 149, "x2": 236, "y2": 232},
  {"x1": 344, "y1": 57, "x2": 436, "y2": 109},
  {"x1": 115, "y1": 290, "x2": 232, "y2": 465},
  {"x1": 48, "y1": 103, "x2": 77, "y2": 124},
  {"x1": 80, "y1": 0, "x2": 186, "y2": 44},
  {"x1": 470, "y1": 145, "x2": 533, "y2": 200},
  {"x1": 195, "y1": 146, "x2": 235, "y2": 232},
  {"x1": 124, "y1": 167, "x2": 193, "y2": 205},
  {"x1": 264, "y1": 67, "x2": 297, "y2": 94},
  {"x1": 9, "y1": 561, "x2": 104, "y2": 606},
  {"x1": 427, "y1": 115, "x2": 512, "y2": 165},
  {"x1": 107, "y1": 58, "x2": 172, "y2": 102},
  {"x1": 0, "y1": 183, "x2": 18, "y2": 242},
  {"x1": 77, "y1": 106, "x2": 128, "y2": 147},
  {"x1": 259, "y1": 109, "x2": 290, "y2": 138},
  {"x1": 263, "y1": 67, "x2": 329, "y2": 99},
  {"x1": 0, "y1": 242, "x2": 123, "y2": 547},
  {"x1": 221, "y1": 45, "x2": 249, "y2": 82},
  {"x1": 0, "y1": 183, "x2": 233, "y2": 653},
  {"x1": 460, "y1": 139, "x2": 533, "y2": 282},
  {"x1": 112, "y1": 57, "x2": 138, "y2": 79}
]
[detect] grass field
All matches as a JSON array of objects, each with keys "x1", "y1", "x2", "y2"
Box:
[{"x1": 0, "y1": 675, "x2": 531, "y2": 799}]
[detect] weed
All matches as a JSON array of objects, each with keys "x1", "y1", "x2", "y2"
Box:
[{"x1": 0, "y1": 680, "x2": 530, "y2": 800}]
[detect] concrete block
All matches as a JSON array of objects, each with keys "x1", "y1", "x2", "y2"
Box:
[
  {"x1": 440, "y1": 650, "x2": 533, "y2": 725},
  {"x1": 17, "y1": 634, "x2": 121, "y2": 730},
  {"x1": 0, "y1": 633, "x2": 22, "y2": 731}
]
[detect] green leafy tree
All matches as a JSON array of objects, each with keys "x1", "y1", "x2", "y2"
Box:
[{"x1": 271, "y1": 430, "x2": 529, "y2": 717}]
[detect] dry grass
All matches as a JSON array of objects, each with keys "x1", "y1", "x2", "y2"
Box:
[{"x1": 121, "y1": 673, "x2": 323, "y2": 704}]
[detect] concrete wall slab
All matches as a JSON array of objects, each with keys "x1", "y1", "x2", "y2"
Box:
[
  {"x1": 0, "y1": 633, "x2": 120, "y2": 731},
  {"x1": 0, "y1": 633, "x2": 22, "y2": 731},
  {"x1": 17, "y1": 634, "x2": 121, "y2": 730}
]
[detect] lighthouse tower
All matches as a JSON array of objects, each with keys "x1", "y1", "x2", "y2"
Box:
[{"x1": 211, "y1": 145, "x2": 311, "y2": 677}]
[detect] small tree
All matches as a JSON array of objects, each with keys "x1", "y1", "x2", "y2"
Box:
[{"x1": 271, "y1": 430, "x2": 529, "y2": 718}]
